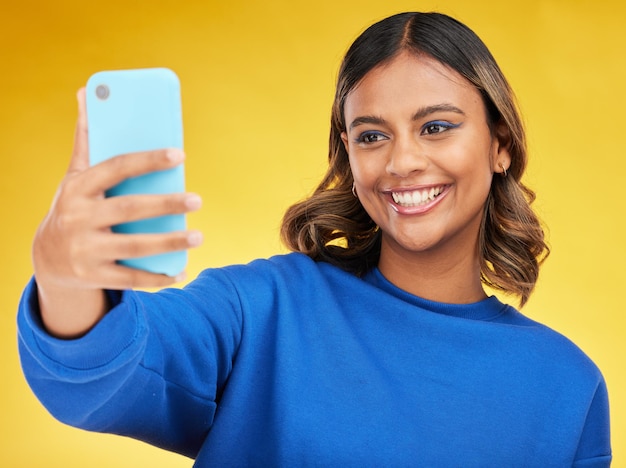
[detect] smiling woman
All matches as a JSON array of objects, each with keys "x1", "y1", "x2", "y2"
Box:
[
  {"x1": 282, "y1": 12, "x2": 546, "y2": 307},
  {"x1": 17, "y1": 10, "x2": 611, "y2": 468},
  {"x1": 342, "y1": 52, "x2": 505, "y2": 304}
]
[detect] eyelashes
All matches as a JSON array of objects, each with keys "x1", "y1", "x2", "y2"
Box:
[
  {"x1": 421, "y1": 120, "x2": 461, "y2": 135},
  {"x1": 354, "y1": 120, "x2": 461, "y2": 144},
  {"x1": 355, "y1": 131, "x2": 388, "y2": 144}
]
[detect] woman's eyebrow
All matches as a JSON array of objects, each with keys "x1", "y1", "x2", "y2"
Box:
[
  {"x1": 348, "y1": 104, "x2": 465, "y2": 131},
  {"x1": 348, "y1": 115, "x2": 387, "y2": 131},
  {"x1": 412, "y1": 103, "x2": 465, "y2": 121}
]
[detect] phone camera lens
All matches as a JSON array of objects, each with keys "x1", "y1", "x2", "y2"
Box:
[{"x1": 95, "y1": 84, "x2": 110, "y2": 100}]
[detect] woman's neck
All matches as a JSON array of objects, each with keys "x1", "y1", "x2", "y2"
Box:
[{"x1": 377, "y1": 238, "x2": 486, "y2": 304}]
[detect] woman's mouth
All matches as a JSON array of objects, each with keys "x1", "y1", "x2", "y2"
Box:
[{"x1": 390, "y1": 185, "x2": 448, "y2": 207}]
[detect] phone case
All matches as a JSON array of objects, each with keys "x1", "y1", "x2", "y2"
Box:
[{"x1": 86, "y1": 68, "x2": 186, "y2": 276}]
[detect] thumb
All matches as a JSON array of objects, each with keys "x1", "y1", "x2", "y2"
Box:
[{"x1": 68, "y1": 87, "x2": 90, "y2": 174}]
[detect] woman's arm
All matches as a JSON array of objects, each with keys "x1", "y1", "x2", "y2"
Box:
[
  {"x1": 18, "y1": 269, "x2": 244, "y2": 458},
  {"x1": 573, "y1": 377, "x2": 612, "y2": 467}
]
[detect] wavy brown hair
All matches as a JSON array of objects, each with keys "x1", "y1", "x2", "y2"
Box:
[{"x1": 280, "y1": 12, "x2": 549, "y2": 306}]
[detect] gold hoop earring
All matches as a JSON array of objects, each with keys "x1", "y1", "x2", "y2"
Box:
[
  {"x1": 499, "y1": 162, "x2": 508, "y2": 177},
  {"x1": 352, "y1": 183, "x2": 358, "y2": 198}
]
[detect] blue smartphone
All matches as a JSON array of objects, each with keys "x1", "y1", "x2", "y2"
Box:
[{"x1": 86, "y1": 67, "x2": 186, "y2": 276}]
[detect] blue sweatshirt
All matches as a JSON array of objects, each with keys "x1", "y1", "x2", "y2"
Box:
[{"x1": 18, "y1": 253, "x2": 611, "y2": 466}]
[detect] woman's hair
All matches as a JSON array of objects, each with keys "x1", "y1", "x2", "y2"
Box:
[{"x1": 280, "y1": 12, "x2": 549, "y2": 306}]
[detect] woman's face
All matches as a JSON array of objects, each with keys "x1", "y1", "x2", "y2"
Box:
[{"x1": 341, "y1": 52, "x2": 510, "y2": 263}]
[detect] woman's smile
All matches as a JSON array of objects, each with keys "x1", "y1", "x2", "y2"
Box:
[{"x1": 384, "y1": 184, "x2": 451, "y2": 214}]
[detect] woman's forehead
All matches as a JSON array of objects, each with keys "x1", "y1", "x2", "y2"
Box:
[{"x1": 343, "y1": 52, "x2": 482, "y2": 120}]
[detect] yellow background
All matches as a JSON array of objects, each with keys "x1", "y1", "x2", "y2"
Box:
[{"x1": 1, "y1": 0, "x2": 623, "y2": 466}]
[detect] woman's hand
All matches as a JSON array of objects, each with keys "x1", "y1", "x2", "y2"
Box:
[{"x1": 32, "y1": 88, "x2": 203, "y2": 338}]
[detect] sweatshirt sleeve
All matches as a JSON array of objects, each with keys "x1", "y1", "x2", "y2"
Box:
[
  {"x1": 17, "y1": 272, "x2": 243, "y2": 459},
  {"x1": 573, "y1": 375, "x2": 612, "y2": 467}
]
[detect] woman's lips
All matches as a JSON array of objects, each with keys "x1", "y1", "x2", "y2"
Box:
[{"x1": 385, "y1": 184, "x2": 450, "y2": 214}]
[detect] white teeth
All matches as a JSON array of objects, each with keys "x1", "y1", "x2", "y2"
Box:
[{"x1": 391, "y1": 186, "x2": 444, "y2": 207}]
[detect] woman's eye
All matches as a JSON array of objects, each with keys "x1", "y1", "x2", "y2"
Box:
[
  {"x1": 421, "y1": 121, "x2": 460, "y2": 135},
  {"x1": 356, "y1": 131, "x2": 387, "y2": 144}
]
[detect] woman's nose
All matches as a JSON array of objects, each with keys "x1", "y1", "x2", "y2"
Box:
[{"x1": 385, "y1": 136, "x2": 429, "y2": 177}]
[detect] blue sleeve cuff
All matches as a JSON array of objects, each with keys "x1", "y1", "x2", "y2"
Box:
[{"x1": 17, "y1": 277, "x2": 148, "y2": 383}]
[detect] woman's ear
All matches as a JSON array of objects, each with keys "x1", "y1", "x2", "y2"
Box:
[
  {"x1": 492, "y1": 121, "x2": 512, "y2": 176},
  {"x1": 340, "y1": 132, "x2": 349, "y2": 153}
]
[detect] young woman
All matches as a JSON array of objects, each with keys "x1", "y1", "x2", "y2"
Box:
[{"x1": 18, "y1": 12, "x2": 611, "y2": 466}]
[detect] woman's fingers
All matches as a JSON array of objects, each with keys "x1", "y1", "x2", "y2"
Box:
[
  {"x1": 68, "y1": 88, "x2": 90, "y2": 174},
  {"x1": 51, "y1": 229, "x2": 201, "y2": 290},
  {"x1": 105, "y1": 230, "x2": 203, "y2": 262},
  {"x1": 91, "y1": 230, "x2": 202, "y2": 290},
  {"x1": 106, "y1": 264, "x2": 188, "y2": 290},
  {"x1": 92, "y1": 192, "x2": 202, "y2": 228},
  {"x1": 72, "y1": 262, "x2": 187, "y2": 292},
  {"x1": 80, "y1": 148, "x2": 185, "y2": 196}
]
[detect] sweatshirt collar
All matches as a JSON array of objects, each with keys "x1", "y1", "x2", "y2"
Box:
[{"x1": 364, "y1": 267, "x2": 509, "y2": 322}]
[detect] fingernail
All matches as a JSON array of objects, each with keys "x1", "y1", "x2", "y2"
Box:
[
  {"x1": 187, "y1": 230, "x2": 203, "y2": 247},
  {"x1": 166, "y1": 148, "x2": 185, "y2": 162},
  {"x1": 173, "y1": 271, "x2": 187, "y2": 282},
  {"x1": 184, "y1": 194, "x2": 202, "y2": 210}
]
